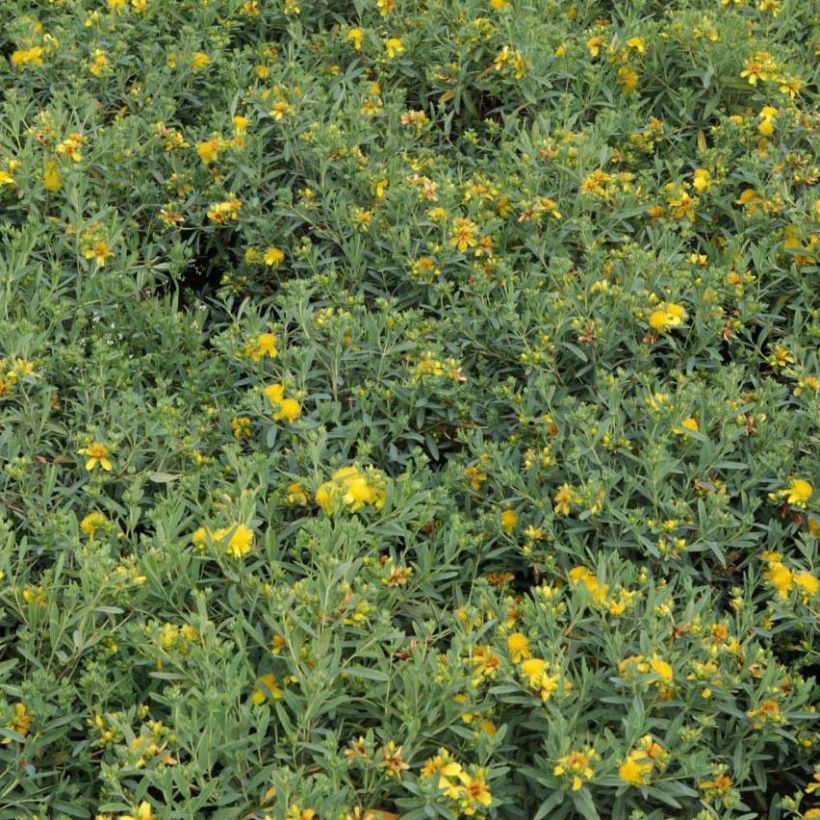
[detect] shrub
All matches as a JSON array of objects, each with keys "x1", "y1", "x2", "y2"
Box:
[{"x1": 0, "y1": 0, "x2": 818, "y2": 818}]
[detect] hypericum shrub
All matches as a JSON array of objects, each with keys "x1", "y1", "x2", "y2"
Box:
[{"x1": 0, "y1": 0, "x2": 818, "y2": 817}]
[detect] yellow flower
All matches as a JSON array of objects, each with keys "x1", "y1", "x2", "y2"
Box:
[
  {"x1": 553, "y1": 748, "x2": 597, "y2": 791},
  {"x1": 263, "y1": 383, "x2": 285, "y2": 405},
  {"x1": 674, "y1": 417, "x2": 699, "y2": 435},
  {"x1": 342, "y1": 471, "x2": 378, "y2": 511},
  {"x1": 119, "y1": 802, "x2": 155, "y2": 820},
  {"x1": 618, "y1": 67, "x2": 639, "y2": 95},
  {"x1": 285, "y1": 481, "x2": 309, "y2": 506},
  {"x1": 315, "y1": 466, "x2": 386, "y2": 515},
  {"x1": 89, "y1": 49, "x2": 109, "y2": 77},
  {"x1": 457, "y1": 768, "x2": 493, "y2": 811},
  {"x1": 56, "y1": 134, "x2": 86, "y2": 162},
  {"x1": 519, "y1": 657, "x2": 546, "y2": 687},
  {"x1": 746, "y1": 699, "x2": 784, "y2": 730},
  {"x1": 285, "y1": 807, "x2": 316, "y2": 820},
  {"x1": 252, "y1": 672, "x2": 283, "y2": 704},
  {"x1": 518, "y1": 657, "x2": 561, "y2": 701},
  {"x1": 507, "y1": 632, "x2": 530, "y2": 662},
  {"x1": 464, "y1": 463, "x2": 487, "y2": 491},
  {"x1": 794, "y1": 375, "x2": 820, "y2": 396},
  {"x1": 270, "y1": 101, "x2": 294, "y2": 120},
  {"x1": 740, "y1": 51, "x2": 777, "y2": 86},
  {"x1": 380, "y1": 740, "x2": 410, "y2": 778},
  {"x1": 78, "y1": 442, "x2": 113, "y2": 472},
  {"x1": 191, "y1": 52, "x2": 211, "y2": 71},
  {"x1": 766, "y1": 560, "x2": 793, "y2": 597},
  {"x1": 778, "y1": 76, "x2": 801, "y2": 99},
  {"x1": 191, "y1": 526, "x2": 209, "y2": 550},
  {"x1": 274, "y1": 398, "x2": 301, "y2": 423},
  {"x1": 553, "y1": 483, "x2": 580, "y2": 516},
  {"x1": 490, "y1": 0, "x2": 509, "y2": 8},
  {"x1": 11, "y1": 47, "x2": 45, "y2": 68},
  {"x1": 246, "y1": 332, "x2": 277, "y2": 361},
  {"x1": 196, "y1": 138, "x2": 223, "y2": 165},
  {"x1": 263, "y1": 246, "x2": 285, "y2": 267},
  {"x1": 421, "y1": 749, "x2": 463, "y2": 798},
  {"x1": 769, "y1": 478, "x2": 813, "y2": 509},
  {"x1": 618, "y1": 753, "x2": 653, "y2": 786},
  {"x1": 648, "y1": 302, "x2": 687, "y2": 333},
  {"x1": 421, "y1": 748, "x2": 462, "y2": 777},
  {"x1": 43, "y1": 160, "x2": 62, "y2": 192},
  {"x1": 758, "y1": 106, "x2": 778, "y2": 136},
  {"x1": 618, "y1": 736, "x2": 667, "y2": 786},
  {"x1": 196, "y1": 524, "x2": 253, "y2": 558},
  {"x1": 23, "y1": 586, "x2": 47, "y2": 607},
  {"x1": 586, "y1": 36, "x2": 604, "y2": 58},
  {"x1": 3, "y1": 703, "x2": 32, "y2": 743},
  {"x1": 346, "y1": 28, "x2": 363, "y2": 50},
  {"x1": 649, "y1": 655, "x2": 673, "y2": 683},
  {"x1": 206, "y1": 198, "x2": 242, "y2": 223},
  {"x1": 480, "y1": 718, "x2": 497, "y2": 736},
  {"x1": 626, "y1": 36, "x2": 645, "y2": 54},
  {"x1": 500, "y1": 508, "x2": 518, "y2": 534},
  {"x1": 794, "y1": 572, "x2": 819, "y2": 597},
  {"x1": 693, "y1": 168, "x2": 711, "y2": 193},
  {"x1": 83, "y1": 241, "x2": 114, "y2": 268},
  {"x1": 315, "y1": 481, "x2": 337, "y2": 514},
  {"x1": 80, "y1": 511, "x2": 109, "y2": 538},
  {"x1": 225, "y1": 524, "x2": 254, "y2": 558},
  {"x1": 385, "y1": 38, "x2": 404, "y2": 59},
  {"x1": 699, "y1": 771, "x2": 733, "y2": 798},
  {"x1": 493, "y1": 46, "x2": 525, "y2": 77},
  {"x1": 159, "y1": 623, "x2": 179, "y2": 649},
  {"x1": 263, "y1": 383, "x2": 301, "y2": 422},
  {"x1": 768, "y1": 344, "x2": 794, "y2": 369},
  {"x1": 785, "y1": 478, "x2": 813, "y2": 507}
]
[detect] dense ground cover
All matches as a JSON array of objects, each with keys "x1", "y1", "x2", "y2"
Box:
[{"x1": 1, "y1": 0, "x2": 819, "y2": 817}]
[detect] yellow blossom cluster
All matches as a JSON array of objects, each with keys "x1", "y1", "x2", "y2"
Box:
[
  {"x1": 619, "y1": 654, "x2": 674, "y2": 693},
  {"x1": 647, "y1": 302, "x2": 687, "y2": 333},
  {"x1": 315, "y1": 466, "x2": 387, "y2": 514},
  {"x1": 263, "y1": 383, "x2": 301, "y2": 423},
  {"x1": 206, "y1": 197, "x2": 242, "y2": 223},
  {"x1": 420, "y1": 749, "x2": 493, "y2": 816},
  {"x1": 0, "y1": 358, "x2": 37, "y2": 397},
  {"x1": 245, "y1": 246, "x2": 286, "y2": 267},
  {"x1": 761, "y1": 552, "x2": 818, "y2": 600},
  {"x1": 411, "y1": 351, "x2": 466, "y2": 382},
  {"x1": 568, "y1": 567, "x2": 638, "y2": 615}
]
